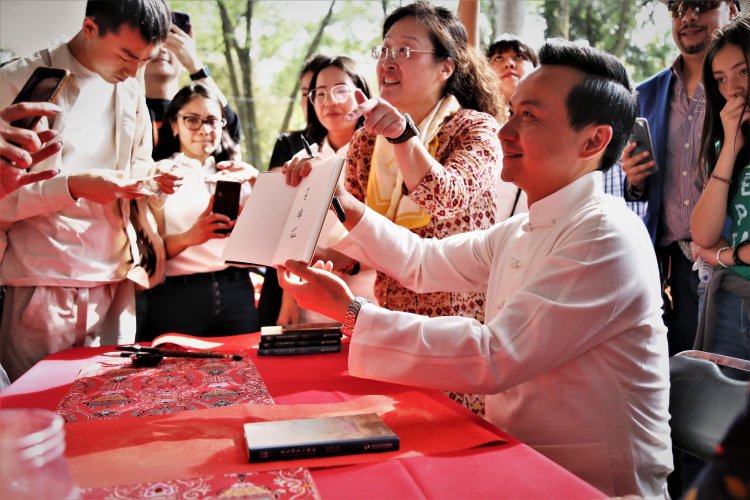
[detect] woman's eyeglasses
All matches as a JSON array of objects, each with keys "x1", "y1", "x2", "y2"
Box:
[
  {"x1": 666, "y1": 0, "x2": 722, "y2": 18},
  {"x1": 177, "y1": 114, "x2": 226, "y2": 131},
  {"x1": 371, "y1": 45, "x2": 435, "y2": 61},
  {"x1": 308, "y1": 84, "x2": 354, "y2": 105}
]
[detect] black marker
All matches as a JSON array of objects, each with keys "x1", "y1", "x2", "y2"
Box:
[{"x1": 301, "y1": 135, "x2": 346, "y2": 223}]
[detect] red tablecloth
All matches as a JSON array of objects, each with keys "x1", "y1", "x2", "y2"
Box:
[{"x1": 0, "y1": 333, "x2": 605, "y2": 499}]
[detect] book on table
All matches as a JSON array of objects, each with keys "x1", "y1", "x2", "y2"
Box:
[
  {"x1": 222, "y1": 155, "x2": 344, "y2": 268},
  {"x1": 257, "y1": 344, "x2": 342, "y2": 356},
  {"x1": 244, "y1": 412, "x2": 399, "y2": 462},
  {"x1": 260, "y1": 322, "x2": 342, "y2": 343}
]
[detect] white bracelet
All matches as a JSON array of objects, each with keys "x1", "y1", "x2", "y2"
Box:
[{"x1": 717, "y1": 246, "x2": 731, "y2": 268}]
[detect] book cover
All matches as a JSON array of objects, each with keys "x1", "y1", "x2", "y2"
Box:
[
  {"x1": 260, "y1": 323, "x2": 342, "y2": 342},
  {"x1": 257, "y1": 344, "x2": 341, "y2": 356},
  {"x1": 244, "y1": 413, "x2": 399, "y2": 463},
  {"x1": 258, "y1": 339, "x2": 342, "y2": 348},
  {"x1": 259, "y1": 331, "x2": 342, "y2": 342},
  {"x1": 222, "y1": 156, "x2": 344, "y2": 267}
]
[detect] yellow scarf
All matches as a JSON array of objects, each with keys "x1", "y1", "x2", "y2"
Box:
[{"x1": 366, "y1": 95, "x2": 461, "y2": 229}]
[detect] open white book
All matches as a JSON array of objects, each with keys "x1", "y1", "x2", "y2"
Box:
[{"x1": 222, "y1": 155, "x2": 344, "y2": 267}]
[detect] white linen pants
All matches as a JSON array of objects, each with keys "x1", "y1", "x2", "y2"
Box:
[{"x1": 0, "y1": 281, "x2": 135, "y2": 382}]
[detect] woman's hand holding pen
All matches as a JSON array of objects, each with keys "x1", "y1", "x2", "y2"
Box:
[{"x1": 282, "y1": 154, "x2": 322, "y2": 187}]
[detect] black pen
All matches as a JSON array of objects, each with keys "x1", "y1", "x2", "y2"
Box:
[
  {"x1": 116, "y1": 345, "x2": 243, "y2": 361},
  {"x1": 301, "y1": 135, "x2": 346, "y2": 223}
]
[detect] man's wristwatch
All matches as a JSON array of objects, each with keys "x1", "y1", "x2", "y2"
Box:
[
  {"x1": 189, "y1": 65, "x2": 211, "y2": 81},
  {"x1": 386, "y1": 113, "x2": 419, "y2": 144},
  {"x1": 342, "y1": 296, "x2": 368, "y2": 336}
]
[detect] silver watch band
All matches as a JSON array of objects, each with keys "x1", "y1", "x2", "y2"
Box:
[{"x1": 343, "y1": 296, "x2": 368, "y2": 336}]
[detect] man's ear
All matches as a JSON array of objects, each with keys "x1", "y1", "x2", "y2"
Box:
[
  {"x1": 81, "y1": 16, "x2": 99, "y2": 40},
  {"x1": 579, "y1": 124, "x2": 612, "y2": 161}
]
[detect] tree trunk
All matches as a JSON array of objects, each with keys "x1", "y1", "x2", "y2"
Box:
[
  {"x1": 493, "y1": 0, "x2": 527, "y2": 36},
  {"x1": 612, "y1": 0, "x2": 633, "y2": 58},
  {"x1": 553, "y1": 0, "x2": 570, "y2": 39},
  {"x1": 279, "y1": 0, "x2": 336, "y2": 134},
  {"x1": 216, "y1": 1, "x2": 245, "y2": 137}
]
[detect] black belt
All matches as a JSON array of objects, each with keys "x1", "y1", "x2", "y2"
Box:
[{"x1": 165, "y1": 267, "x2": 250, "y2": 286}]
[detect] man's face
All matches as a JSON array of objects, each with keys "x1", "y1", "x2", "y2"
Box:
[
  {"x1": 81, "y1": 17, "x2": 161, "y2": 84},
  {"x1": 498, "y1": 65, "x2": 590, "y2": 204},
  {"x1": 670, "y1": 1, "x2": 736, "y2": 56},
  {"x1": 145, "y1": 46, "x2": 182, "y2": 82}
]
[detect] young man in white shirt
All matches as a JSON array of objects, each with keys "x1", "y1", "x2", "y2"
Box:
[
  {"x1": 279, "y1": 39, "x2": 672, "y2": 498},
  {"x1": 0, "y1": 0, "x2": 174, "y2": 382}
]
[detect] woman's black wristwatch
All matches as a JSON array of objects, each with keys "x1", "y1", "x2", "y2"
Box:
[{"x1": 386, "y1": 113, "x2": 419, "y2": 144}]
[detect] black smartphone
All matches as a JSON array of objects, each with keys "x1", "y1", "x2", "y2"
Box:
[
  {"x1": 171, "y1": 11, "x2": 192, "y2": 36},
  {"x1": 628, "y1": 117, "x2": 657, "y2": 172},
  {"x1": 11, "y1": 67, "x2": 70, "y2": 129},
  {"x1": 213, "y1": 180, "x2": 241, "y2": 234}
]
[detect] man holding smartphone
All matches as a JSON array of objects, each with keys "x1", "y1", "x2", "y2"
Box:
[{"x1": 0, "y1": 0, "x2": 173, "y2": 382}]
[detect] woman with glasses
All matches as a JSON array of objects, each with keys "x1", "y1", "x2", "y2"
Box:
[
  {"x1": 285, "y1": 2, "x2": 503, "y2": 415},
  {"x1": 276, "y1": 56, "x2": 377, "y2": 325},
  {"x1": 139, "y1": 83, "x2": 260, "y2": 340}
]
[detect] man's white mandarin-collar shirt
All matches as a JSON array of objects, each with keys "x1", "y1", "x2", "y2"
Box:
[{"x1": 332, "y1": 171, "x2": 672, "y2": 498}]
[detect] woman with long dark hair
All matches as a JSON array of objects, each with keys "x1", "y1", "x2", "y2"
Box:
[
  {"x1": 139, "y1": 83, "x2": 259, "y2": 340},
  {"x1": 690, "y1": 14, "x2": 750, "y2": 370}
]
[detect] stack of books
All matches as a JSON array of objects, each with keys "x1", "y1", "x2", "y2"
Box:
[{"x1": 258, "y1": 322, "x2": 342, "y2": 356}]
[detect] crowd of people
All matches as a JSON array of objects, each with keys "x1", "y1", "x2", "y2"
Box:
[{"x1": 0, "y1": 0, "x2": 748, "y2": 498}]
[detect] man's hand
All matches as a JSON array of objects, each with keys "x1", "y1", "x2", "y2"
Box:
[
  {"x1": 278, "y1": 259, "x2": 354, "y2": 323},
  {"x1": 68, "y1": 171, "x2": 147, "y2": 204},
  {"x1": 164, "y1": 25, "x2": 202, "y2": 75},
  {"x1": 0, "y1": 102, "x2": 63, "y2": 198},
  {"x1": 215, "y1": 160, "x2": 259, "y2": 186},
  {"x1": 620, "y1": 142, "x2": 655, "y2": 192}
]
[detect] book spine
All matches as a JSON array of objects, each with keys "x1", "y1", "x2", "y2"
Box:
[
  {"x1": 257, "y1": 344, "x2": 342, "y2": 356},
  {"x1": 260, "y1": 332, "x2": 342, "y2": 342},
  {"x1": 248, "y1": 436, "x2": 399, "y2": 463},
  {"x1": 259, "y1": 339, "x2": 341, "y2": 348}
]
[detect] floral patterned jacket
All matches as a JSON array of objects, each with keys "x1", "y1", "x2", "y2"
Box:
[{"x1": 344, "y1": 108, "x2": 501, "y2": 321}]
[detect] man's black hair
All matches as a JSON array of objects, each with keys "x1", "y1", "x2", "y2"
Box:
[
  {"x1": 85, "y1": 0, "x2": 170, "y2": 44},
  {"x1": 538, "y1": 39, "x2": 637, "y2": 172}
]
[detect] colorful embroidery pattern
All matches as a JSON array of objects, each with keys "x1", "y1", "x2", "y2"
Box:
[
  {"x1": 80, "y1": 469, "x2": 320, "y2": 499},
  {"x1": 56, "y1": 355, "x2": 274, "y2": 422}
]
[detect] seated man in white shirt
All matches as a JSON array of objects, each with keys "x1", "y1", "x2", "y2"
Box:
[{"x1": 279, "y1": 39, "x2": 672, "y2": 498}]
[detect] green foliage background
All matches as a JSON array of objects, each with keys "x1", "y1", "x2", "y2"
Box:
[{"x1": 168, "y1": 0, "x2": 675, "y2": 170}]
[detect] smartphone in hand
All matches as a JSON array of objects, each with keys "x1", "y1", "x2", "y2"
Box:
[
  {"x1": 171, "y1": 11, "x2": 192, "y2": 36},
  {"x1": 213, "y1": 180, "x2": 241, "y2": 235},
  {"x1": 628, "y1": 117, "x2": 657, "y2": 172},
  {"x1": 11, "y1": 67, "x2": 70, "y2": 129}
]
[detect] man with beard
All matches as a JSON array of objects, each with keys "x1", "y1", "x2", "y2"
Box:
[
  {"x1": 619, "y1": 0, "x2": 739, "y2": 496},
  {"x1": 622, "y1": 0, "x2": 739, "y2": 355}
]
